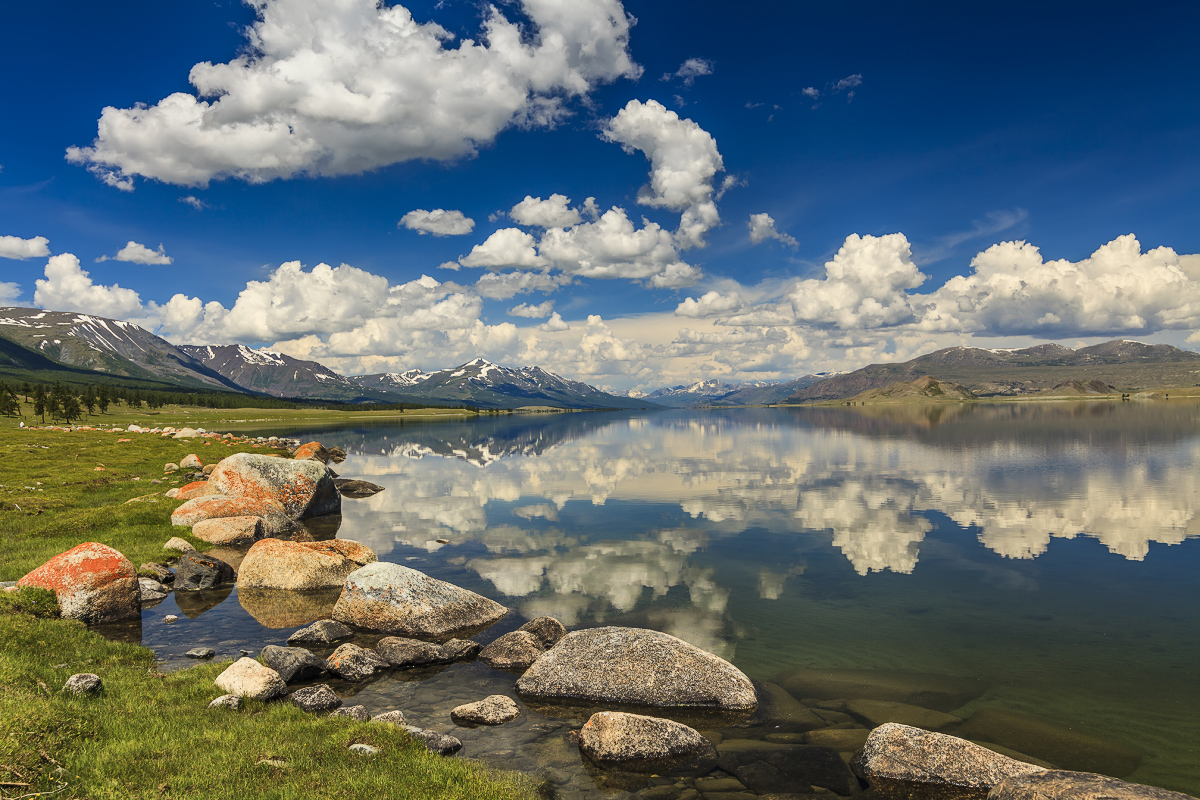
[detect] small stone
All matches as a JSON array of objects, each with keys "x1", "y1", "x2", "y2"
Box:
[
  {"x1": 451, "y1": 695, "x2": 521, "y2": 726},
  {"x1": 518, "y1": 616, "x2": 567, "y2": 648},
  {"x1": 331, "y1": 705, "x2": 370, "y2": 722},
  {"x1": 214, "y1": 657, "x2": 287, "y2": 700},
  {"x1": 376, "y1": 637, "x2": 445, "y2": 668},
  {"x1": 372, "y1": 710, "x2": 407, "y2": 726},
  {"x1": 164, "y1": 537, "x2": 195, "y2": 553},
  {"x1": 209, "y1": 694, "x2": 241, "y2": 710},
  {"x1": 325, "y1": 643, "x2": 388, "y2": 681},
  {"x1": 289, "y1": 684, "x2": 343, "y2": 713},
  {"x1": 256, "y1": 757, "x2": 287, "y2": 769},
  {"x1": 479, "y1": 630, "x2": 545, "y2": 672},
  {"x1": 186, "y1": 648, "x2": 215, "y2": 659},
  {"x1": 403, "y1": 725, "x2": 462, "y2": 756},
  {"x1": 63, "y1": 673, "x2": 103, "y2": 696},
  {"x1": 287, "y1": 619, "x2": 354, "y2": 646},
  {"x1": 163, "y1": 614, "x2": 180, "y2": 623},
  {"x1": 349, "y1": 743, "x2": 379, "y2": 756},
  {"x1": 439, "y1": 639, "x2": 481, "y2": 661},
  {"x1": 260, "y1": 645, "x2": 327, "y2": 683},
  {"x1": 164, "y1": 463, "x2": 180, "y2": 473},
  {"x1": 335, "y1": 479, "x2": 385, "y2": 499}
]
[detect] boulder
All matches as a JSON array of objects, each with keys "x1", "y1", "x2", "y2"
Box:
[
  {"x1": 164, "y1": 462, "x2": 180, "y2": 473},
  {"x1": 139, "y1": 577, "x2": 168, "y2": 603},
  {"x1": 203, "y1": 464, "x2": 216, "y2": 476},
  {"x1": 716, "y1": 739, "x2": 858, "y2": 795},
  {"x1": 164, "y1": 537, "x2": 195, "y2": 553},
  {"x1": 176, "y1": 480, "x2": 211, "y2": 501},
  {"x1": 331, "y1": 705, "x2": 369, "y2": 721},
  {"x1": 403, "y1": 726, "x2": 462, "y2": 756},
  {"x1": 331, "y1": 562, "x2": 508, "y2": 637},
  {"x1": 451, "y1": 695, "x2": 521, "y2": 726},
  {"x1": 207, "y1": 452, "x2": 339, "y2": 519},
  {"x1": 238, "y1": 587, "x2": 341, "y2": 628},
  {"x1": 202, "y1": 546, "x2": 247, "y2": 573},
  {"x1": 289, "y1": 684, "x2": 342, "y2": 713},
  {"x1": 960, "y1": 708, "x2": 1142, "y2": 777},
  {"x1": 853, "y1": 723, "x2": 1045, "y2": 800},
  {"x1": 774, "y1": 668, "x2": 986, "y2": 713},
  {"x1": 18, "y1": 542, "x2": 140, "y2": 624},
  {"x1": 214, "y1": 657, "x2": 287, "y2": 700},
  {"x1": 335, "y1": 479, "x2": 385, "y2": 499},
  {"x1": 287, "y1": 619, "x2": 353, "y2": 646},
  {"x1": 173, "y1": 428, "x2": 202, "y2": 439},
  {"x1": 372, "y1": 710, "x2": 407, "y2": 726},
  {"x1": 173, "y1": 553, "x2": 236, "y2": 591},
  {"x1": 260, "y1": 645, "x2": 327, "y2": 683},
  {"x1": 325, "y1": 643, "x2": 388, "y2": 681},
  {"x1": 439, "y1": 639, "x2": 481, "y2": 661},
  {"x1": 519, "y1": 616, "x2": 567, "y2": 648},
  {"x1": 847, "y1": 699, "x2": 963, "y2": 732},
  {"x1": 327, "y1": 446, "x2": 347, "y2": 464},
  {"x1": 140, "y1": 562, "x2": 174, "y2": 583},
  {"x1": 236, "y1": 539, "x2": 376, "y2": 590},
  {"x1": 376, "y1": 637, "x2": 445, "y2": 668},
  {"x1": 479, "y1": 630, "x2": 545, "y2": 672},
  {"x1": 293, "y1": 442, "x2": 330, "y2": 463},
  {"x1": 988, "y1": 770, "x2": 1198, "y2": 800},
  {"x1": 580, "y1": 712, "x2": 716, "y2": 774},
  {"x1": 63, "y1": 673, "x2": 103, "y2": 695},
  {"x1": 180, "y1": 454, "x2": 204, "y2": 470},
  {"x1": 171, "y1": 496, "x2": 297, "y2": 537},
  {"x1": 192, "y1": 516, "x2": 264, "y2": 547},
  {"x1": 515, "y1": 627, "x2": 757, "y2": 711}
]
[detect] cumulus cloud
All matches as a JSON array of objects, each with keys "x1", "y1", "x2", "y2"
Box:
[
  {"x1": 538, "y1": 311, "x2": 569, "y2": 331},
  {"x1": 0, "y1": 282, "x2": 20, "y2": 304},
  {"x1": 96, "y1": 241, "x2": 173, "y2": 265},
  {"x1": 748, "y1": 213, "x2": 798, "y2": 247},
  {"x1": 508, "y1": 300, "x2": 554, "y2": 318},
  {"x1": 474, "y1": 270, "x2": 572, "y2": 300},
  {"x1": 67, "y1": 0, "x2": 641, "y2": 188},
  {"x1": 603, "y1": 99, "x2": 724, "y2": 248},
  {"x1": 33, "y1": 254, "x2": 144, "y2": 318},
  {"x1": 675, "y1": 290, "x2": 745, "y2": 318},
  {"x1": 0, "y1": 235, "x2": 50, "y2": 260},
  {"x1": 459, "y1": 228, "x2": 548, "y2": 269},
  {"x1": 509, "y1": 194, "x2": 583, "y2": 228},
  {"x1": 399, "y1": 209, "x2": 475, "y2": 236},
  {"x1": 661, "y1": 57, "x2": 713, "y2": 86},
  {"x1": 538, "y1": 206, "x2": 699, "y2": 286}
]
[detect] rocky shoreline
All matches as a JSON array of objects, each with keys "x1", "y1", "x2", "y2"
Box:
[{"x1": 8, "y1": 433, "x2": 1195, "y2": 800}]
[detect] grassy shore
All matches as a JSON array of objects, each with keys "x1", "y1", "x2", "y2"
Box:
[{"x1": 0, "y1": 414, "x2": 539, "y2": 800}]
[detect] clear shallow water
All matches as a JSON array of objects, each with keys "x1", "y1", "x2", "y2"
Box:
[{"x1": 122, "y1": 404, "x2": 1200, "y2": 795}]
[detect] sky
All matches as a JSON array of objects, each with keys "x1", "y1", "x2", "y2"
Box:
[{"x1": 1, "y1": 0, "x2": 1199, "y2": 392}]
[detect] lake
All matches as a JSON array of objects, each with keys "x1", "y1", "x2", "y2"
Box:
[{"x1": 124, "y1": 402, "x2": 1200, "y2": 796}]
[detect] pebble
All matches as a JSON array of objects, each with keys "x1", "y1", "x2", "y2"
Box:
[
  {"x1": 208, "y1": 695, "x2": 241, "y2": 710},
  {"x1": 349, "y1": 743, "x2": 380, "y2": 756}
]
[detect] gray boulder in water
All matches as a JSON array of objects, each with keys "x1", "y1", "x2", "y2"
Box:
[
  {"x1": 579, "y1": 711, "x2": 716, "y2": 773},
  {"x1": 988, "y1": 770, "x2": 1198, "y2": 800},
  {"x1": 331, "y1": 562, "x2": 507, "y2": 637},
  {"x1": 173, "y1": 553, "x2": 235, "y2": 591}
]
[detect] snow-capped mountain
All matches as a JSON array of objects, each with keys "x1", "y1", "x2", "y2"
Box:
[
  {"x1": 639, "y1": 378, "x2": 786, "y2": 407},
  {"x1": 178, "y1": 344, "x2": 392, "y2": 401},
  {"x1": 349, "y1": 369, "x2": 431, "y2": 390}
]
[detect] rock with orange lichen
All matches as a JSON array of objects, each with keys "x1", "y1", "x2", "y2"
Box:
[
  {"x1": 237, "y1": 538, "x2": 377, "y2": 590},
  {"x1": 171, "y1": 495, "x2": 298, "y2": 536},
  {"x1": 176, "y1": 480, "x2": 211, "y2": 501},
  {"x1": 293, "y1": 442, "x2": 330, "y2": 464},
  {"x1": 18, "y1": 542, "x2": 139, "y2": 623},
  {"x1": 192, "y1": 516, "x2": 265, "y2": 546},
  {"x1": 207, "y1": 453, "x2": 339, "y2": 519}
]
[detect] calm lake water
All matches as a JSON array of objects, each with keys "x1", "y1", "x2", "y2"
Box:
[{"x1": 126, "y1": 403, "x2": 1200, "y2": 795}]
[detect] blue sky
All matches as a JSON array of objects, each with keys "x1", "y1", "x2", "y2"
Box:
[{"x1": 2, "y1": 0, "x2": 1198, "y2": 391}]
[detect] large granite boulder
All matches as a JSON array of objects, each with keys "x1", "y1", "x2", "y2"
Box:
[
  {"x1": 515, "y1": 627, "x2": 757, "y2": 711},
  {"x1": 236, "y1": 539, "x2": 377, "y2": 590},
  {"x1": 215, "y1": 657, "x2": 287, "y2": 700},
  {"x1": 479, "y1": 630, "x2": 544, "y2": 672},
  {"x1": 207, "y1": 452, "x2": 339, "y2": 519},
  {"x1": 173, "y1": 553, "x2": 236, "y2": 591},
  {"x1": 176, "y1": 480, "x2": 211, "y2": 501},
  {"x1": 853, "y1": 723, "x2": 1046, "y2": 800},
  {"x1": 171, "y1": 496, "x2": 297, "y2": 536},
  {"x1": 579, "y1": 711, "x2": 716, "y2": 773},
  {"x1": 775, "y1": 668, "x2": 986, "y2": 713},
  {"x1": 19, "y1": 542, "x2": 139, "y2": 623},
  {"x1": 988, "y1": 770, "x2": 1198, "y2": 800},
  {"x1": 192, "y1": 516, "x2": 264, "y2": 547},
  {"x1": 960, "y1": 708, "x2": 1142, "y2": 777},
  {"x1": 260, "y1": 645, "x2": 327, "y2": 683},
  {"x1": 331, "y1": 563, "x2": 507, "y2": 637}
]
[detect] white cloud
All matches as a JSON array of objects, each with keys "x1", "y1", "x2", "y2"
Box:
[
  {"x1": 538, "y1": 311, "x2": 569, "y2": 331},
  {"x1": 0, "y1": 235, "x2": 50, "y2": 260},
  {"x1": 33, "y1": 254, "x2": 144, "y2": 318},
  {"x1": 459, "y1": 228, "x2": 549, "y2": 269},
  {"x1": 97, "y1": 241, "x2": 173, "y2": 265},
  {"x1": 508, "y1": 300, "x2": 554, "y2": 318},
  {"x1": 675, "y1": 290, "x2": 745, "y2": 318},
  {"x1": 509, "y1": 194, "x2": 582, "y2": 228},
  {"x1": 538, "y1": 206, "x2": 699, "y2": 286},
  {"x1": 399, "y1": 209, "x2": 475, "y2": 237},
  {"x1": 748, "y1": 213, "x2": 798, "y2": 247},
  {"x1": 661, "y1": 58, "x2": 713, "y2": 86},
  {"x1": 831, "y1": 74, "x2": 863, "y2": 93},
  {"x1": 67, "y1": 0, "x2": 641, "y2": 188},
  {"x1": 603, "y1": 99, "x2": 724, "y2": 249},
  {"x1": 474, "y1": 271, "x2": 571, "y2": 300},
  {"x1": 801, "y1": 87, "x2": 820, "y2": 100},
  {"x1": 0, "y1": 282, "x2": 20, "y2": 304},
  {"x1": 179, "y1": 196, "x2": 208, "y2": 211}
]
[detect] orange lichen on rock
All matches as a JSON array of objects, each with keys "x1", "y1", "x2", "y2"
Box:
[
  {"x1": 18, "y1": 542, "x2": 140, "y2": 623},
  {"x1": 293, "y1": 442, "x2": 330, "y2": 464},
  {"x1": 176, "y1": 481, "x2": 212, "y2": 501}
]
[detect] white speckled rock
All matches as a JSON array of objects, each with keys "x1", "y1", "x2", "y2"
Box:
[
  {"x1": 214, "y1": 657, "x2": 287, "y2": 700},
  {"x1": 331, "y1": 562, "x2": 507, "y2": 636},
  {"x1": 451, "y1": 695, "x2": 521, "y2": 725},
  {"x1": 580, "y1": 711, "x2": 716, "y2": 773}
]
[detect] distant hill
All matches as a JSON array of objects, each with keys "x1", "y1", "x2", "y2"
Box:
[
  {"x1": 639, "y1": 379, "x2": 775, "y2": 408},
  {"x1": 1036, "y1": 379, "x2": 1115, "y2": 397},
  {"x1": 845, "y1": 375, "x2": 977, "y2": 404},
  {"x1": 708, "y1": 374, "x2": 831, "y2": 406},
  {"x1": 179, "y1": 344, "x2": 398, "y2": 402},
  {"x1": 786, "y1": 340, "x2": 1200, "y2": 403}
]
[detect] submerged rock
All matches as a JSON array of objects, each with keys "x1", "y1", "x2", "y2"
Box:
[
  {"x1": 988, "y1": 770, "x2": 1198, "y2": 800},
  {"x1": 516, "y1": 627, "x2": 756, "y2": 711},
  {"x1": 579, "y1": 711, "x2": 716, "y2": 773},
  {"x1": 331, "y1": 562, "x2": 507, "y2": 637},
  {"x1": 716, "y1": 739, "x2": 858, "y2": 795},
  {"x1": 207, "y1": 452, "x2": 340, "y2": 519},
  {"x1": 236, "y1": 539, "x2": 376, "y2": 590},
  {"x1": 960, "y1": 708, "x2": 1142, "y2": 777},
  {"x1": 774, "y1": 667, "x2": 986, "y2": 713},
  {"x1": 287, "y1": 618, "x2": 353, "y2": 646},
  {"x1": 847, "y1": 699, "x2": 963, "y2": 732},
  {"x1": 19, "y1": 542, "x2": 140, "y2": 624},
  {"x1": 479, "y1": 630, "x2": 545, "y2": 672},
  {"x1": 853, "y1": 723, "x2": 1045, "y2": 800},
  {"x1": 215, "y1": 657, "x2": 287, "y2": 700},
  {"x1": 451, "y1": 695, "x2": 521, "y2": 726},
  {"x1": 749, "y1": 681, "x2": 825, "y2": 731}
]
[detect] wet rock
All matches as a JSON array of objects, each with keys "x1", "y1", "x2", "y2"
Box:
[
  {"x1": 451, "y1": 695, "x2": 521, "y2": 726},
  {"x1": 239, "y1": 587, "x2": 341, "y2": 629},
  {"x1": 186, "y1": 647, "x2": 215, "y2": 659},
  {"x1": 749, "y1": 681, "x2": 825, "y2": 731},
  {"x1": 214, "y1": 657, "x2": 287, "y2": 700},
  {"x1": 173, "y1": 553, "x2": 236, "y2": 591},
  {"x1": 139, "y1": 576, "x2": 168, "y2": 594},
  {"x1": 774, "y1": 668, "x2": 986, "y2": 713},
  {"x1": 439, "y1": 638, "x2": 481, "y2": 661},
  {"x1": 580, "y1": 711, "x2": 716, "y2": 773},
  {"x1": 330, "y1": 705, "x2": 369, "y2": 721},
  {"x1": 805, "y1": 728, "x2": 871, "y2": 751},
  {"x1": 479, "y1": 630, "x2": 545, "y2": 672},
  {"x1": 287, "y1": 618, "x2": 353, "y2": 646},
  {"x1": 192, "y1": 516, "x2": 264, "y2": 547},
  {"x1": 372, "y1": 710, "x2": 407, "y2": 726},
  {"x1": 260, "y1": 645, "x2": 327, "y2": 683},
  {"x1": 335, "y1": 479, "x2": 385, "y2": 499},
  {"x1": 376, "y1": 637, "x2": 445, "y2": 668},
  {"x1": 63, "y1": 673, "x2": 103, "y2": 695},
  {"x1": 293, "y1": 442, "x2": 330, "y2": 464},
  {"x1": 519, "y1": 616, "x2": 567, "y2": 648},
  {"x1": 289, "y1": 684, "x2": 342, "y2": 713},
  {"x1": 139, "y1": 577, "x2": 168, "y2": 604},
  {"x1": 207, "y1": 452, "x2": 340, "y2": 519},
  {"x1": 516, "y1": 627, "x2": 757, "y2": 711},
  {"x1": 349, "y1": 743, "x2": 379, "y2": 756},
  {"x1": 140, "y1": 562, "x2": 174, "y2": 583},
  {"x1": 959, "y1": 708, "x2": 1142, "y2": 777},
  {"x1": 18, "y1": 542, "x2": 140, "y2": 624},
  {"x1": 164, "y1": 537, "x2": 196, "y2": 553},
  {"x1": 847, "y1": 699, "x2": 963, "y2": 732},
  {"x1": 331, "y1": 562, "x2": 508, "y2": 637},
  {"x1": 327, "y1": 446, "x2": 347, "y2": 464},
  {"x1": 404, "y1": 725, "x2": 463, "y2": 756},
  {"x1": 716, "y1": 739, "x2": 857, "y2": 796},
  {"x1": 325, "y1": 643, "x2": 388, "y2": 681},
  {"x1": 171, "y1": 496, "x2": 298, "y2": 537},
  {"x1": 988, "y1": 770, "x2": 1197, "y2": 800},
  {"x1": 208, "y1": 694, "x2": 241, "y2": 710},
  {"x1": 853, "y1": 723, "x2": 1045, "y2": 800},
  {"x1": 237, "y1": 538, "x2": 376, "y2": 590}
]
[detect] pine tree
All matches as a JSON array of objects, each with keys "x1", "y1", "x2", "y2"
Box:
[
  {"x1": 33, "y1": 384, "x2": 47, "y2": 423},
  {"x1": 83, "y1": 385, "x2": 97, "y2": 416},
  {"x1": 97, "y1": 384, "x2": 110, "y2": 414}
]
